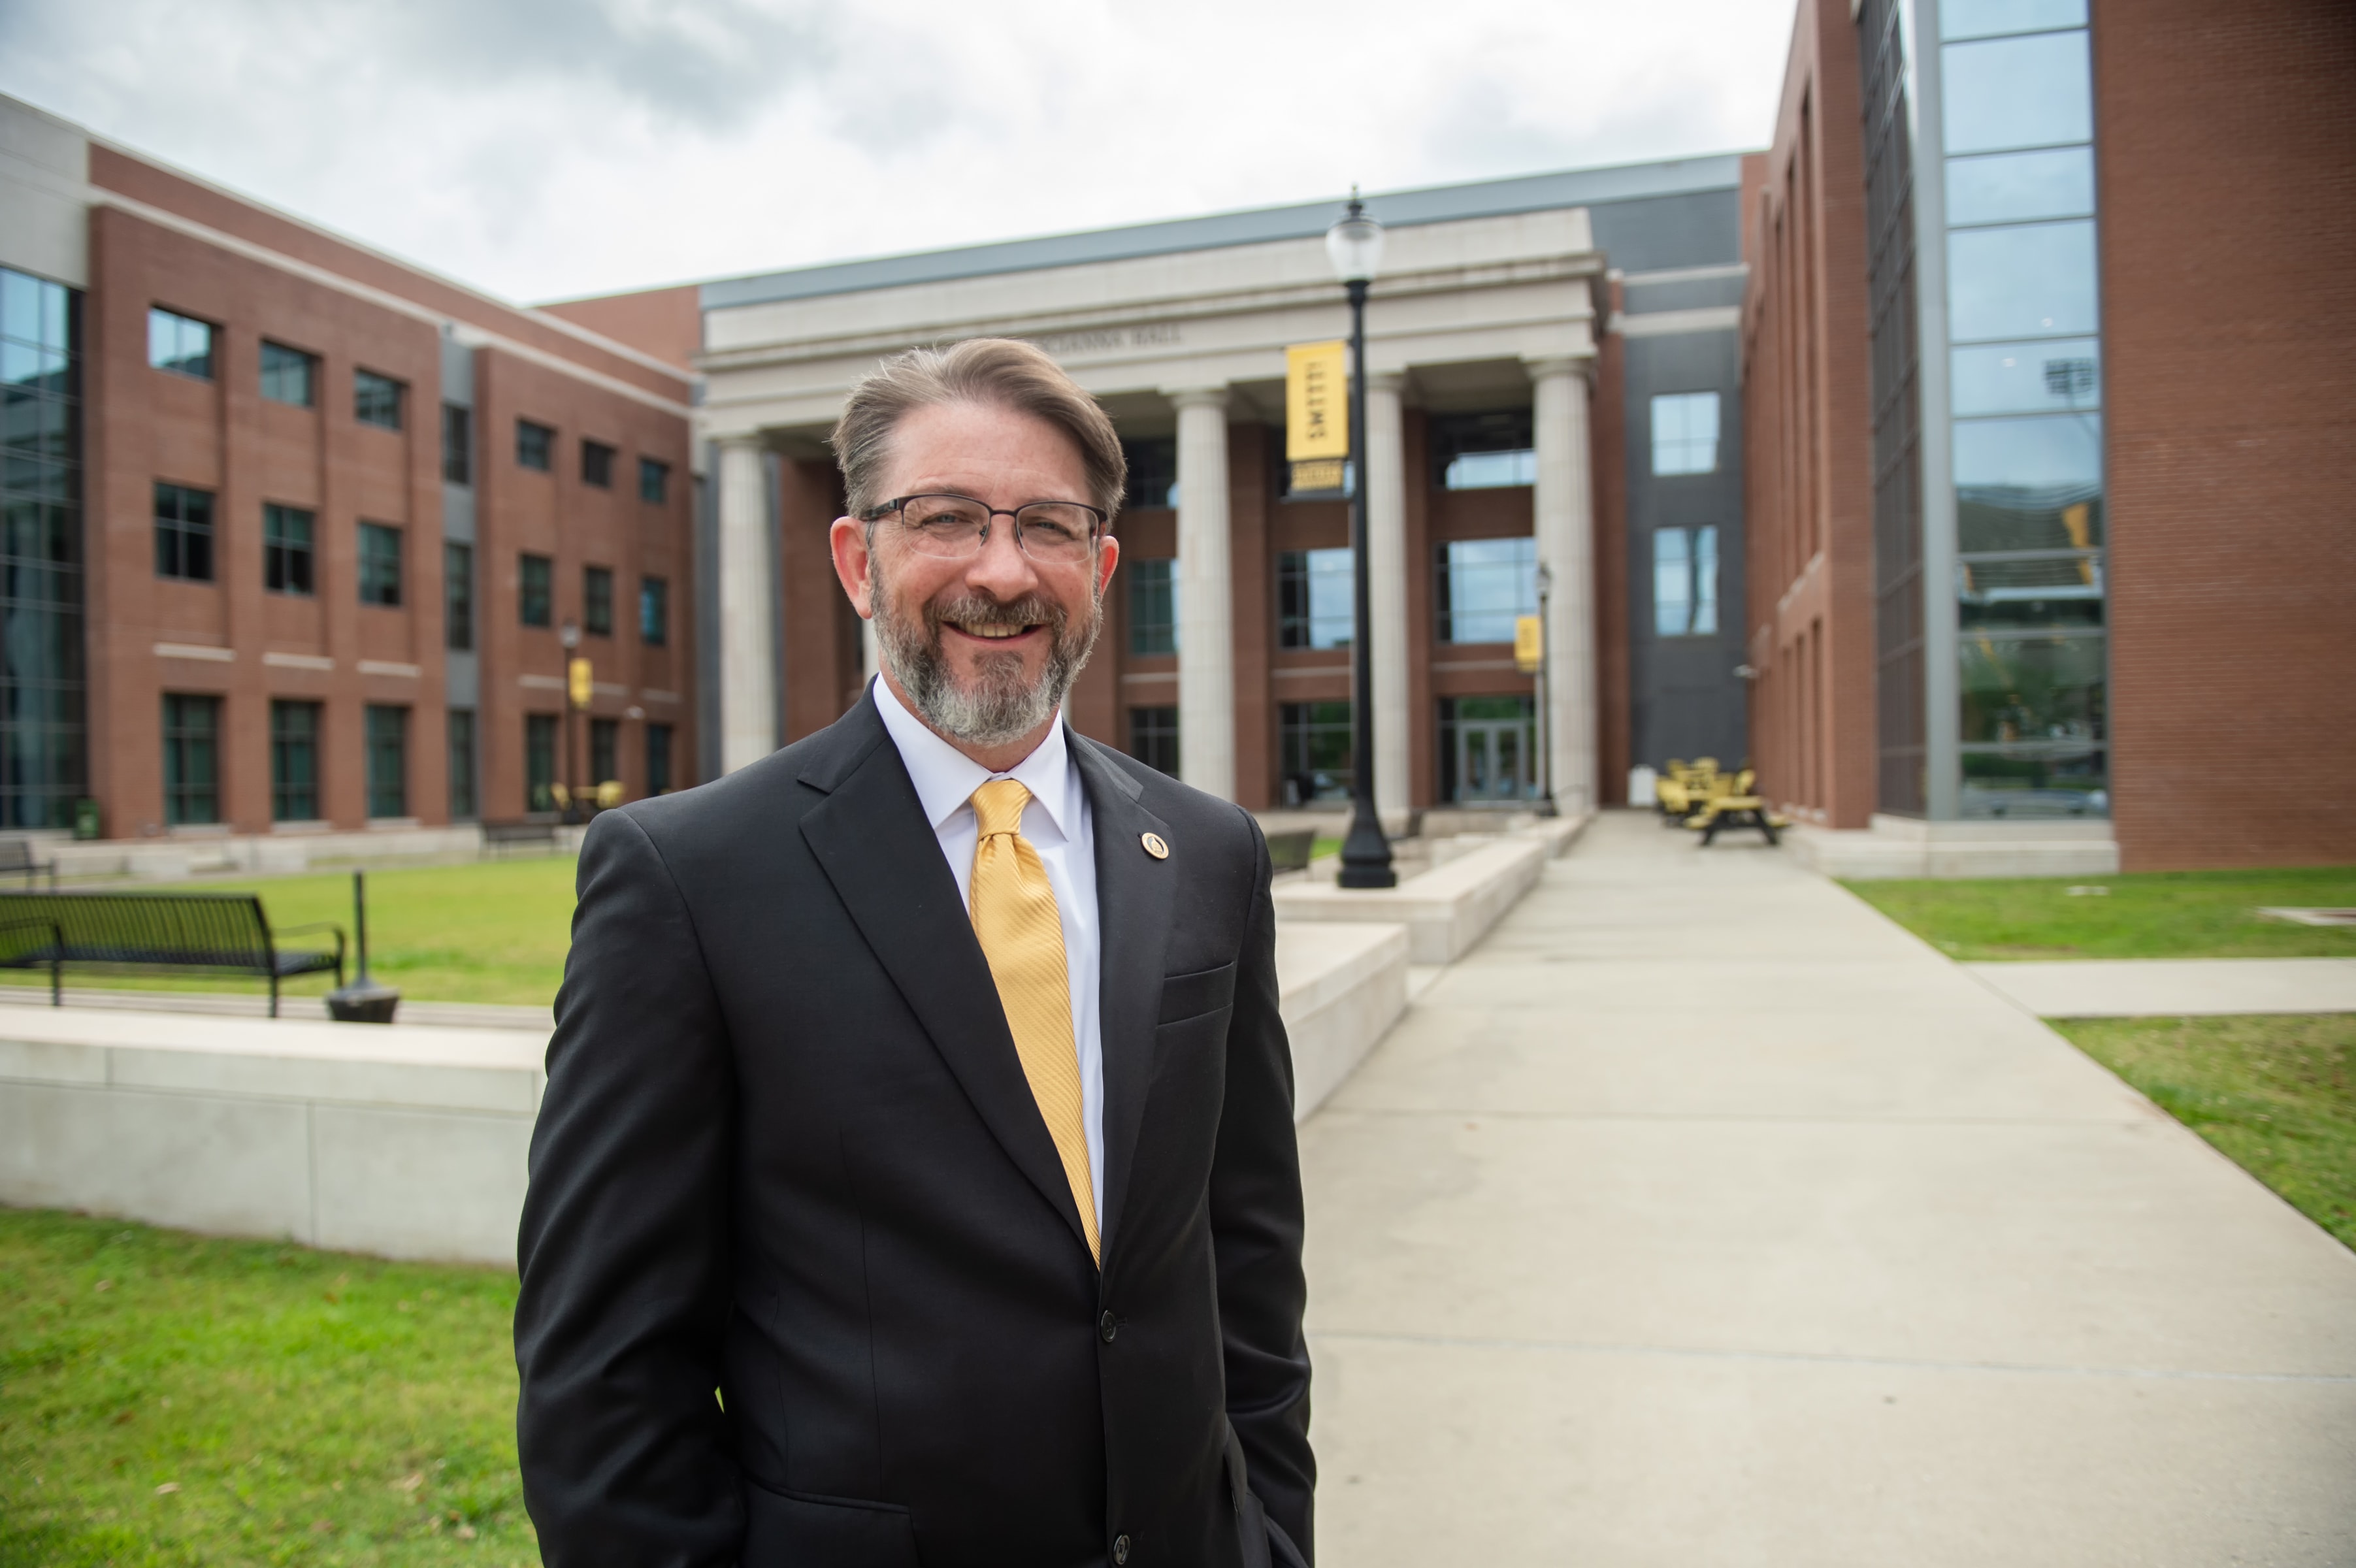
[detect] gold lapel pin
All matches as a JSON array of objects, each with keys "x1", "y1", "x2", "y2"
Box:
[{"x1": 1140, "y1": 832, "x2": 1170, "y2": 860}]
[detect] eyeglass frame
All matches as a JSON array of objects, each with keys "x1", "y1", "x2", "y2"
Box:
[{"x1": 859, "y1": 493, "x2": 1111, "y2": 563}]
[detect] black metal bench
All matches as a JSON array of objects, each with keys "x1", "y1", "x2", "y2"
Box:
[
  {"x1": 0, "y1": 892, "x2": 345, "y2": 1016},
  {"x1": 481, "y1": 819, "x2": 561, "y2": 858},
  {"x1": 0, "y1": 838, "x2": 56, "y2": 889},
  {"x1": 1265, "y1": 829, "x2": 1319, "y2": 874}
]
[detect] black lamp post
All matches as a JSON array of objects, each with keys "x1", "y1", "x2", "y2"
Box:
[
  {"x1": 1534, "y1": 561, "x2": 1558, "y2": 817},
  {"x1": 1328, "y1": 192, "x2": 1396, "y2": 889},
  {"x1": 559, "y1": 619, "x2": 582, "y2": 823}
]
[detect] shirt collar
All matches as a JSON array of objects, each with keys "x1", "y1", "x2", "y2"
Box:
[{"x1": 871, "y1": 674, "x2": 1074, "y2": 839}]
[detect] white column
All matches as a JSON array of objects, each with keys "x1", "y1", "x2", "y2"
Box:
[
  {"x1": 1365, "y1": 372, "x2": 1411, "y2": 825},
  {"x1": 1529, "y1": 357, "x2": 1597, "y2": 814},
  {"x1": 715, "y1": 435, "x2": 777, "y2": 772},
  {"x1": 1170, "y1": 387, "x2": 1234, "y2": 801}
]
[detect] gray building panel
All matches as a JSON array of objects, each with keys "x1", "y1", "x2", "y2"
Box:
[
  {"x1": 702, "y1": 155, "x2": 1744, "y2": 311},
  {"x1": 1588, "y1": 190, "x2": 1745, "y2": 275}
]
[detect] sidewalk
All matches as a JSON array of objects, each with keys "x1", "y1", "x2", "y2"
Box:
[
  {"x1": 1966, "y1": 956, "x2": 2356, "y2": 1017},
  {"x1": 1299, "y1": 811, "x2": 2356, "y2": 1565}
]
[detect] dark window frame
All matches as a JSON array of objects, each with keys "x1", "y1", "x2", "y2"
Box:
[
  {"x1": 639, "y1": 576, "x2": 668, "y2": 646},
  {"x1": 519, "y1": 552, "x2": 553, "y2": 627},
  {"x1": 1127, "y1": 706, "x2": 1179, "y2": 778},
  {"x1": 646, "y1": 721, "x2": 674, "y2": 795},
  {"x1": 525, "y1": 712, "x2": 560, "y2": 813},
  {"x1": 146, "y1": 308, "x2": 215, "y2": 382},
  {"x1": 638, "y1": 456, "x2": 670, "y2": 504},
  {"x1": 1128, "y1": 558, "x2": 1177, "y2": 656},
  {"x1": 259, "y1": 340, "x2": 318, "y2": 408},
  {"x1": 357, "y1": 520, "x2": 403, "y2": 607},
  {"x1": 365, "y1": 703, "x2": 409, "y2": 819},
  {"x1": 448, "y1": 708, "x2": 478, "y2": 820},
  {"x1": 583, "y1": 565, "x2": 614, "y2": 636},
  {"x1": 581, "y1": 440, "x2": 616, "y2": 489},
  {"x1": 263, "y1": 503, "x2": 316, "y2": 596},
  {"x1": 516, "y1": 419, "x2": 555, "y2": 472},
  {"x1": 444, "y1": 540, "x2": 474, "y2": 650},
  {"x1": 441, "y1": 403, "x2": 473, "y2": 485},
  {"x1": 354, "y1": 369, "x2": 404, "y2": 431},
  {"x1": 270, "y1": 698, "x2": 321, "y2": 823},
  {"x1": 154, "y1": 482, "x2": 215, "y2": 582},
  {"x1": 162, "y1": 693, "x2": 221, "y2": 826},
  {"x1": 1277, "y1": 547, "x2": 1354, "y2": 650}
]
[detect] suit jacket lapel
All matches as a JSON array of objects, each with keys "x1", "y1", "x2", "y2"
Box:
[
  {"x1": 798, "y1": 696, "x2": 1093, "y2": 1258},
  {"x1": 1070, "y1": 734, "x2": 1175, "y2": 1263}
]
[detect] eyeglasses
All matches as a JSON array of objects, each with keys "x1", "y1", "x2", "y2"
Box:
[{"x1": 862, "y1": 493, "x2": 1107, "y2": 565}]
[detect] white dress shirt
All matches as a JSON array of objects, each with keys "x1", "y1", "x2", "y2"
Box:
[{"x1": 870, "y1": 675, "x2": 1104, "y2": 1230}]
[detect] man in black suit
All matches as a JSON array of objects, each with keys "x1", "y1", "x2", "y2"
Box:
[{"x1": 516, "y1": 338, "x2": 1313, "y2": 1567}]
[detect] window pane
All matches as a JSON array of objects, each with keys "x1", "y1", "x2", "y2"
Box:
[
  {"x1": 445, "y1": 541, "x2": 474, "y2": 649},
  {"x1": 366, "y1": 705, "x2": 408, "y2": 819},
  {"x1": 1692, "y1": 526, "x2": 1720, "y2": 636},
  {"x1": 517, "y1": 420, "x2": 553, "y2": 472},
  {"x1": 162, "y1": 694, "x2": 220, "y2": 826},
  {"x1": 1121, "y1": 438, "x2": 1177, "y2": 510},
  {"x1": 1953, "y1": 414, "x2": 2103, "y2": 553},
  {"x1": 1126, "y1": 706, "x2": 1179, "y2": 777},
  {"x1": 1960, "y1": 553, "x2": 2104, "y2": 629},
  {"x1": 581, "y1": 441, "x2": 614, "y2": 488},
  {"x1": 359, "y1": 522, "x2": 402, "y2": 606},
  {"x1": 271, "y1": 700, "x2": 320, "y2": 822},
  {"x1": 448, "y1": 708, "x2": 478, "y2": 819},
  {"x1": 1428, "y1": 410, "x2": 1534, "y2": 490},
  {"x1": 146, "y1": 308, "x2": 213, "y2": 380},
  {"x1": 259, "y1": 342, "x2": 316, "y2": 407},
  {"x1": 1442, "y1": 449, "x2": 1537, "y2": 490},
  {"x1": 1946, "y1": 148, "x2": 2095, "y2": 226},
  {"x1": 263, "y1": 504, "x2": 316, "y2": 595},
  {"x1": 1653, "y1": 529, "x2": 1693, "y2": 636},
  {"x1": 1438, "y1": 537, "x2": 1536, "y2": 644},
  {"x1": 1941, "y1": 0, "x2": 2085, "y2": 41},
  {"x1": 638, "y1": 457, "x2": 669, "y2": 504},
  {"x1": 442, "y1": 404, "x2": 472, "y2": 485},
  {"x1": 1950, "y1": 338, "x2": 2101, "y2": 417},
  {"x1": 526, "y1": 713, "x2": 559, "y2": 812},
  {"x1": 1942, "y1": 31, "x2": 2091, "y2": 154},
  {"x1": 1130, "y1": 558, "x2": 1178, "y2": 655},
  {"x1": 519, "y1": 553, "x2": 552, "y2": 626},
  {"x1": 1650, "y1": 392, "x2": 1720, "y2": 476},
  {"x1": 584, "y1": 565, "x2": 614, "y2": 635},
  {"x1": 1959, "y1": 630, "x2": 2106, "y2": 819},
  {"x1": 1947, "y1": 220, "x2": 2098, "y2": 342},
  {"x1": 1279, "y1": 702, "x2": 1352, "y2": 803},
  {"x1": 355, "y1": 370, "x2": 402, "y2": 430},
  {"x1": 640, "y1": 576, "x2": 668, "y2": 645}
]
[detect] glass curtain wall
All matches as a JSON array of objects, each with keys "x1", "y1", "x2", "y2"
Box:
[
  {"x1": 1858, "y1": 0, "x2": 1928, "y2": 814},
  {"x1": 1937, "y1": 0, "x2": 2108, "y2": 817},
  {"x1": 0, "y1": 267, "x2": 88, "y2": 828}
]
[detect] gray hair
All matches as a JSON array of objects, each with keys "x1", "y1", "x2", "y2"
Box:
[{"x1": 830, "y1": 338, "x2": 1128, "y2": 523}]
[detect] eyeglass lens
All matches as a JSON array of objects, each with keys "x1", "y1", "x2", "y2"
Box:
[{"x1": 896, "y1": 495, "x2": 1098, "y2": 563}]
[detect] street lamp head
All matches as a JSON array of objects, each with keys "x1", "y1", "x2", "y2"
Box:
[
  {"x1": 1535, "y1": 561, "x2": 1554, "y2": 594},
  {"x1": 559, "y1": 620, "x2": 581, "y2": 650},
  {"x1": 1325, "y1": 187, "x2": 1384, "y2": 285}
]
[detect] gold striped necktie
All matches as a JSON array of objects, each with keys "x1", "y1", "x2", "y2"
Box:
[{"x1": 968, "y1": 778, "x2": 1100, "y2": 1264}]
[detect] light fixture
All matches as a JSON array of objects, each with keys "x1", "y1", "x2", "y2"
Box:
[{"x1": 1324, "y1": 189, "x2": 1385, "y2": 284}]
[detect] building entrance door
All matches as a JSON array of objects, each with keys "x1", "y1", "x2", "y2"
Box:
[{"x1": 1451, "y1": 717, "x2": 1531, "y2": 802}]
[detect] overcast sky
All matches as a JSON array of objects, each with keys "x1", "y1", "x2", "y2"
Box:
[{"x1": 0, "y1": 0, "x2": 1798, "y2": 306}]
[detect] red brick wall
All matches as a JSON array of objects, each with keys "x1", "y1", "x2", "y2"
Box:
[
  {"x1": 1741, "y1": 0, "x2": 1880, "y2": 828},
  {"x1": 538, "y1": 285, "x2": 702, "y2": 374},
  {"x1": 2095, "y1": 0, "x2": 2356, "y2": 869}
]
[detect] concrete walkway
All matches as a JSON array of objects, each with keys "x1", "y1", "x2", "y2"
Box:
[
  {"x1": 1300, "y1": 811, "x2": 2356, "y2": 1565},
  {"x1": 1967, "y1": 956, "x2": 2356, "y2": 1018}
]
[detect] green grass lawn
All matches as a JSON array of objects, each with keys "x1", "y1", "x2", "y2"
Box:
[
  {"x1": 2057, "y1": 1013, "x2": 2355, "y2": 1250},
  {"x1": 0, "y1": 1210, "x2": 536, "y2": 1567},
  {"x1": 1843, "y1": 865, "x2": 2356, "y2": 961},
  {"x1": 0, "y1": 858, "x2": 580, "y2": 1010}
]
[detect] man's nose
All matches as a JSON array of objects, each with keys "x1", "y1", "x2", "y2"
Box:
[{"x1": 964, "y1": 518, "x2": 1041, "y2": 598}]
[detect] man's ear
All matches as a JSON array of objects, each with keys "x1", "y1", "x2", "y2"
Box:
[
  {"x1": 1094, "y1": 534, "x2": 1121, "y2": 602},
  {"x1": 828, "y1": 517, "x2": 874, "y2": 618}
]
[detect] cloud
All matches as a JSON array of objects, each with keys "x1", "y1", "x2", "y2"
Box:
[{"x1": 0, "y1": 0, "x2": 1798, "y2": 302}]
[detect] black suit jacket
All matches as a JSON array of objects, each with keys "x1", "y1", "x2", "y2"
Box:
[{"x1": 515, "y1": 694, "x2": 1313, "y2": 1567}]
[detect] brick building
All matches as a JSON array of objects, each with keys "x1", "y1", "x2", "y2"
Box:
[
  {"x1": 687, "y1": 159, "x2": 1754, "y2": 819},
  {"x1": 1742, "y1": 0, "x2": 2355, "y2": 873},
  {"x1": 0, "y1": 94, "x2": 698, "y2": 841}
]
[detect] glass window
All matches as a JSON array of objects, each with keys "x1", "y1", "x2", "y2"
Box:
[
  {"x1": 1650, "y1": 392, "x2": 1721, "y2": 476},
  {"x1": 445, "y1": 541, "x2": 474, "y2": 650},
  {"x1": 526, "y1": 713, "x2": 559, "y2": 813},
  {"x1": 147, "y1": 308, "x2": 214, "y2": 380},
  {"x1": 1128, "y1": 558, "x2": 1178, "y2": 655},
  {"x1": 1279, "y1": 702, "x2": 1352, "y2": 804},
  {"x1": 1652, "y1": 526, "x2": 1720, "y2": 637},
  {"x1": 1950, "y1": 338, "x2": 2101, "y2": 417},
  {"x1": 638, "y1": 457, "x2": 669, "y2": 504},
  {"x1": 3, "y1": 267, "x2": 89, "y2": 831},
  {"x1": 1946, "y1": 220, "x2": 2099, "y2": 342},
  {"x1": 365, "y1": 704, "x2": 408, "y2": 819},
  {"x1": 263, "y1": 504, "x2": 315, "y2": 595},
  {"x1": 1127, "y1": 706, "x2": 1179, "y2": 777},
  {"x1": 354, "y1": 370, "x2": 403, "y2": 430},
  {"x1": 270, "y1": 699, "x2": 320, "y2": 822},
  {"x1": 581, "y1": 440, "x2": 615, "y2": 488},
  {"x1": 1960, "y1": 553, "x2": 2105, "y2": 630},
  {"x1": 1942, "y1": 31, "x2": 2093, "y2": 154},
  {"x1": 1277, "y1": 547, "x2": 1354, "y2": 649},
  {"x1": 162, "y1": 693, "x2": 220, "y2": 826},
  {"x1": 1946, "y1": 148, "x2": 2095, "y2": 227},
  {"x1": 441, "y1": 404, "x2": 472, "y2": 485},
  {"x1": 448, "y1": 708, "x2": 477, "y2": 820},
  {"x1": 154, "y1": 482, "x2": 214, "y2": 581},
  {"x1": 640, "y1": 576, "x2": 668, "y2": 645},
  {"x1": 1941, "y1": 0, "x2": 2086, "y2": 41},
  {"x1": 1438, "y1": 695, "x2": 1537, "y2": 804},
  {"x1": 584, "y1": 565, "x2": 614, "y2": 635},
  {"x1": 1429, "y1": 410, "x2": 1534, "y2": 490},
  {"x1": 1954, "y1": 415, "x2": 2104, "y2": 553},
  {"x1": 516, "y1": 419, "x2": 553, "y2": 472},
  {"x1": 1122, "y1": 438, "x2": 1178, "y2": 510},
  {"x1": 589, "y1": 717, "x2": 619, "y2": 788},
  {"x1": 259, "y1": 342, "x2": 316, "y2": 407},
  {"x1": 519, "y1": 553, "x2": 552, "y2": 627},
  {"x1": 358, "y1": 521, "x2": 402, "y2": 607},
  {"x1": 646, "y1": 721, "x2": 673, "y2": 796},
  {"x1": 1435, "y1": 536, "x2": 1537, "y2": 644},
  {"x1": 1960, "y1": 632, "x2": 2105, "y2": 746}
]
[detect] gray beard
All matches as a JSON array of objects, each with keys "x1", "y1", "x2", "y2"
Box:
[{"x1": 870, "y1": 552, "x2": 1103, "y2": 749}]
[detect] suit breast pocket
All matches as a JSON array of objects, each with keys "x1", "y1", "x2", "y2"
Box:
[{"x1": 1157, "y1": 961, "x2": 1237, "y2": 1028}]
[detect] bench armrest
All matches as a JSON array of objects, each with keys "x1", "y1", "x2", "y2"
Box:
[{"x1": 274, "y1": 921, "x2": 348, "y2": 958}]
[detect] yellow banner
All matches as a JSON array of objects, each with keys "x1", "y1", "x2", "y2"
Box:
[
  {"x1": 1285, "y1": 340, "x2": 1349, "y2": 462},
  {"x1": 1513, "y1": 615, "x2": 1544, "y2": 674},
  {"x1": 568, "y1": 657, "x2": 594, "y2": 709}
]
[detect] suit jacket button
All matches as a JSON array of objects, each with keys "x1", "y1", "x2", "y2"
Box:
[
  {"x1": 1113, "y1": 1533, "x2": 1132, "y2": 1564},
  {"x1": 1098, "y1": 1309, "x2": 1118, "y2": 1343}
]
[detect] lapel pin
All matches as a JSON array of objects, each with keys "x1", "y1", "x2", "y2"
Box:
[{"x1": 1140, "y1": 832, "x2": 1170, "y2": 860}]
